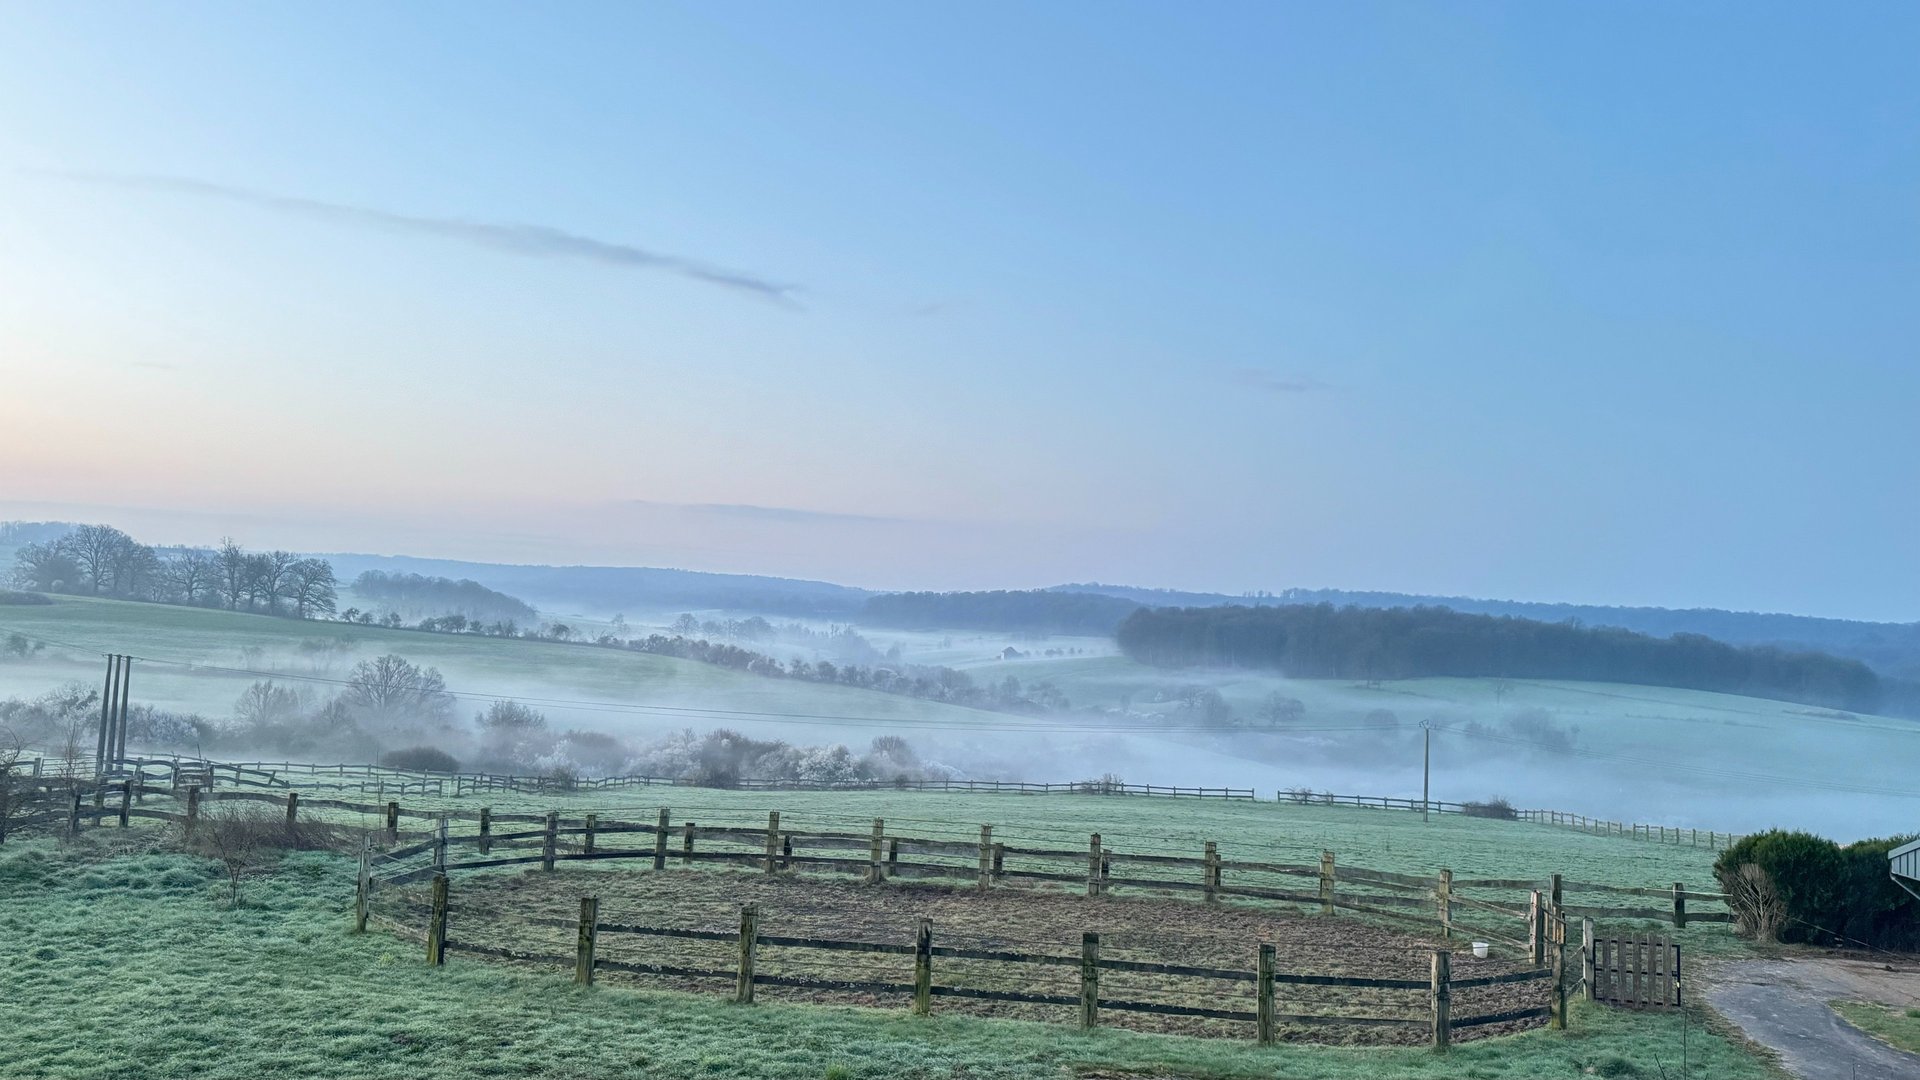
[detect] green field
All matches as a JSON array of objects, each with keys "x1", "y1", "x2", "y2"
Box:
[
  {"x1": 0, "y1": 832, "x2": 1778, "y2": 1080},
  {"x1": 1831, "y1": 1000, "x2": 1920, "y2": 1055},
  {"x1": 4, "y1": 593, "x2": 1915, "y2": 840}
]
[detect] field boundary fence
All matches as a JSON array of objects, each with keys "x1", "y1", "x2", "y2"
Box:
[{"x1": 7, "y1": 750, "x2": 1746, "y2": 850}]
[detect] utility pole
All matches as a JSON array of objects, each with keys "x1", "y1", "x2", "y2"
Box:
[
  {"x1": 1422, "y1": 721, "x2": 1431, "y2": 824},
  {"x1": 96, "y1": 654, "x2": 119, "y2": 778}
]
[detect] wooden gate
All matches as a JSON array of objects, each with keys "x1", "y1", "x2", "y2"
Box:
[{"x1": 1588, "y1": 934, "x2": 1679, "y2": 1008}]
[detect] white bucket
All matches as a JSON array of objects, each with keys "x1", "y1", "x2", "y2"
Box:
[{"x1": 1472, "y1": 941, "x2": 1490, "y2": 959}]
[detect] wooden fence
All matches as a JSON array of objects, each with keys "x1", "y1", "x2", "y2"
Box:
[{"x1": 369, "y1": 876, "x2": 1560, "y2": 1048}]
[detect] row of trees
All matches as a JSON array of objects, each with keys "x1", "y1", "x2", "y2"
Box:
[
  {"x1": 9, "y1": 525, "x2": 338, "y2": 619},
  {"x1": 348, "y1": 571, "x2": 537, "y2": 626},
  {"x1": 861, "y1": 590, "x2": 1143, "y2": 635},
  {"x1": 1116, "y1": 604, "x2": 1887, "y2": 715}
]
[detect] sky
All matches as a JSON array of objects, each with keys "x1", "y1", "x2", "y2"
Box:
[{"x1": 0, "y1": 3, "x2": 1915, "y2": 620}]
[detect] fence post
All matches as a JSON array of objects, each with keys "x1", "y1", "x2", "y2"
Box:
[
  {"x1": 575, "y1": 895, "x2": 599, "y2": 985},
  {"x1": 354, "y1": 836, "x2": 371, "y2": 933},
  {"x1": 889, "y1": 838, "x2": 900, "y2": 875},
  {"x1": 585, "y1": 813, "x2": 598, "y2": 856},
  {"x1": 1438, "y1": 869, "x2": 1453, "y2": 941},
  {"x1": 284, "y1": 791, "x2": 298, "y2": 827},
  {"x1": 478, "y1": 807, "x2": 492, "y2": 855},
  {"x1": 1582, "y1": 917, "x2": 1596, "y2": 1001},
  {"x1": 1079, "y1": 931, "x2": 1100, "y2": 1029},
  {"x1": 1551, "y1": 913, "x2": 1567, "y2": 1030},
  {"x1": 185, "y1": 785, "x2": 200, "y2": 837},
  {"x1": 433, "y1": 818, "x2": 448, "y2": 873},
  {"x1": 735, "y1": 903, "x2": 759, "y2": 1003},
  {"x1": 763, "y1": 811, "x2": 778, "y2": 873},
  {"x1": 977, "y1": 826, "x2": 993, "y2": 894},
  {"x1": 1673, "y1": 882, "x2": 1686, "y2": 928},
  {"x1": 1088, "y1": 834, "x2": 1103, "y2": 898},
  {"x1": 913, "y1": 918, "x2": 933, "y2": 1017},
  {"x1": 867, "y1": 818, "x2": 885, "y2": 883},
  {"x1": 1429, "y1": 949, "x2": 1451, "y2": 1051},
  {"x1": 118, "y1": 782, "x2": 131, "y2": 827},
  {"x1": 542, "y1": 811, "x2": 558, "y2": 872},
  {"x1": 385, "y1": 801, "x2": 399, "y2": 844},
  {"x1": 1530, "y1": 890, "x2": 1545, "y2": 966},
  {"x1": 992, "y1": 842, "x2": 1005, "y2": 881},
  {"x1": 782, "y1": 833, "x2": 793, "y2": 870},
  {"x1": 1204, "y1": 841, "x2": 1219, "y2": 903},
  {"x1": 1256, "y1": 942, "x2": 1276, "y2": 1046},
  {"x1": 654, "y1": 808, "x2": 670, "y2": 870},
  {"x1": 683, "y1": 821, "x2": 696, "y2": 865},
  {"x1": 427, "y1": 873, "x2": 449, "y2": 966},
  {"x1": 1320, "y1": 851, "x2": 1335, "y2": 915},
  {"x1": 68, "y1": 789, "x2": 81, "y2": 835}
]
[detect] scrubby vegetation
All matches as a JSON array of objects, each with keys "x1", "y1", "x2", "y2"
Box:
[{"x1": 1713, "y1": 829, "x2": 1919, "y2": 949}]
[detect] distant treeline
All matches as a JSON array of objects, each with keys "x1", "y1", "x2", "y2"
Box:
[
  {"x1": 1116, "y1": 604, "x2": 1890, "y2": 715},
  {"x1": 350, "y1": 570, "x2": 537, "y2": 625},
  {"x1": 862, "y1": 590, "x2": 1142, "y2": 635}
]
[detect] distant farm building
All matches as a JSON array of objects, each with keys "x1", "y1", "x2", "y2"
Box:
[
  {"x1": 1000, "y1": 646, "x2": 1025, "y2": 660},
  {"x1": 1893, "y1": 839, "x2": 1920, "y2": 900}
]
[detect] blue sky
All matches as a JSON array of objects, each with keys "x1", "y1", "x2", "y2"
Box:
[{"x1": 1, "y1": 3, "x2": 1915, "y2": 619}]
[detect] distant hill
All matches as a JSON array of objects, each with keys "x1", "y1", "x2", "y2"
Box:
[
  {"x1": 861, "y1": 590, "x2": 1142, "y2": 635},
  {"x1": 348, "y1": 570, "x2": 539, "y2": 625},
  {"x1": 316, "y1": 553, "x2": 871, "y2": 617},
  {"x1": 1055, "y1": 582, "x2": 1920, "y2": 679}
]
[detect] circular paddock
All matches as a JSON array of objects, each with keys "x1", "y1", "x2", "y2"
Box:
[{"x1": 386, "y1": 865, "x2": 1553, "y2": 1045}]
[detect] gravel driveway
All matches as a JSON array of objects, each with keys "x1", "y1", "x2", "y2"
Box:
[{"x1": 1704, "y1": 955, "x2": 1920, "y2": 1080}]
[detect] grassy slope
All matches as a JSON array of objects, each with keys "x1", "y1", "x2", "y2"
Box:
[
  {"x1": 0, "y1": 836, "x2": 1775, "y2": 1080},
  {"x1": 0, "y1": 595, "x2": 1026, "y2": 729},
  {"x1": 1830, "y1": 1001, "x2": 1920, "y2": 1055}
]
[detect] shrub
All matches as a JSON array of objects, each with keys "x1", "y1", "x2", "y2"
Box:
[
  {"x1": 1724, "y1": 863, "x2": 1787, "y2": 942},
  {"x1": 183, "y1": 803, "x2": 344, "y2": 906},
  {"x1": 0, "y1": 590, "x2": 52, "y2": 605},
  {"x1": 1714, "y1": 830, "x2": 1844, "y2": 943},
  {"x1": 1461, "y1": 797, "x2": 1517, "y2": 820},
  {"x1": 379, "y1": 746, "x2": 460, "y2": 773},
  {"x1": 539, "y1": 764, "x2": 580, "y2": 792}
]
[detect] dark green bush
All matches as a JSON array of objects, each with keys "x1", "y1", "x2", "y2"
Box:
[
  {"x1": 378, "y1": 746, "x2": 460, "y2": 773},
  {"x1": 1715, "y1": 829, "x2": 1919, "y2": 949}
]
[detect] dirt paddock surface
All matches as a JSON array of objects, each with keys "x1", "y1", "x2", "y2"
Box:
[{"x1": 391, "y1": 866, "x2": 1551, "y2": 1044}]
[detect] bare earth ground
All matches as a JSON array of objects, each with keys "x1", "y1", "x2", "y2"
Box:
[
  {"x1": 386, "y1": 866, "x2": 1550, "y2": 1046},
  {"x1": 1703, "y1": 953, "x2": 1920, "y2": 1080}
]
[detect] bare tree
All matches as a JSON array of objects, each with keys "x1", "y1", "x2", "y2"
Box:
[
  {"x1": 1727, "y1": 863, "x2": 1786, "y2": 942},
  {"x1": 346, "y1": 655, "x2": 455, "y2": 734},
  {"x1": 9, "y1": 540, "x2": 79, "y2": 592},
  {"x1": 287, "y1": 558, "x2": 338, "y2": 619},
  {"x1": 0, "y1": 724, "x2": 32, "y2": 841},
  {"x1": 163, "y1": 549, "x2": 218, "y2": 606},
  {"x1": 217, "y1": 538, "x2": 251, "y2": 610},
  {"x1": 257, "y1": 551, "x2": 301, "y2": 613},
  {"x1": 64, "y1": 524, "x2": 136, "y2": 595}
]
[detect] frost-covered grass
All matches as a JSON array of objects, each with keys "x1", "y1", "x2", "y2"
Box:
[{"x1": 0, "y1": 836, "x2": 1777, "y2": 1079}]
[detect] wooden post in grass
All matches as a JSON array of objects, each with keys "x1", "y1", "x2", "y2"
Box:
[
  {"x1": 118, "y1": 782, "x2": 131, "y2": 827},
  {"x1": 1087, "y1": 834, "x2": 1103, "y2": 897},
  {"x1": 654, "y1": 808, "x2": 669, "y2": 869},
  {"x1": 433, "y1": 818, "x2": 448, "y2": 873},
  {"x1": 1429, "y1": 950, "x2": 1451, "y2": 1051},
  {"x1": 185, "y1": 785, "x2": 200, "y2": 837},
  {"x1": 1320, "y1": 851, "x2": 1335, "y2": 915},
  {"x1": 1203, "y1": 841, "x2": 1219, "y2": 903},
  {"x1": 542, "y1": 811, "x2": 558, "y2": 872},
  {"x1": 478, "y1": 807, "x2": 492, "y2": 855},
  {"x1": 1079, "y1": 932, "x2": 1100, "y2": 1029},
  {"x1": 1551, "y1": 915, "x2": 1567, "y2": 1030},
  {"x1": 1529, "y1": 891, "x2": 1545, "y2": 966},
  {"x1": 977, "y1": 825, "x2": 993, "y2": 894},
  {"x1": 735, "y1": 903, "x2": 759, "y2": 1004},
  {"x1": 867, "y1": 818, "x2": 885, "y2": 883},
  {"x1": 1256, "y1": 943, "x2": 1276, "y2": 1046},
  {"x1": 763, "y1": 811, "x2": 778, "y2": 873},
  {"x1": 1438, "y1": 869, "x2": 1453, "y2": 941},
  {"x1": 683, "y1": 822, "x2": 696, "y2": 865},
  {"x1": 1551, "y1": 873, "x2": 1563, "y2": 927},
  {"x1": 913, "y1": 918, "x2": 933, "y2": 1017},
  {"x1": 284, "y1": 791, "x2": 298, "y2": 826},
  {"x1": 1673, "y1": 883, "x2": 1687, "y2": 928},
  {"x1": 427, "y1": 873, "x2": 449, "y2": 966},
  {"x1": 355, "y1": 836, "x2": 371, "y2": 933},
  {"x1": 992, "y1": 842, "x2": 1005, "y2": 881},
  {"x1": 1582, "y1": 917, "x2": 1596, "y2": 1001},
  {"x1": 575, "y1": 896, "x2": 599, "y2": 985},
  {"x1": 584, "y1": 813, "x2": 598, "y2": 856},
  {"x1": 385, "y1": 801, "x2": 399, "y2": 844},
  {"x1": 889, "y1": 839, "x2": 900, "y2": 875},
  {"x1": 782, "y1": 834, "x2": 793, "y2": 870}
]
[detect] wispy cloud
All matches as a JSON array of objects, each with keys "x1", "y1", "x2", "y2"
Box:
[
  {"x1": 49, "y1": 170, "x2": 797, "y2": 304},
  {"x1": 1229, "y1": 367, "x2": 1331, "y2": 396},
  {"x1": 634, "y1": 500, "x2": 911, "y2": 526}
]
